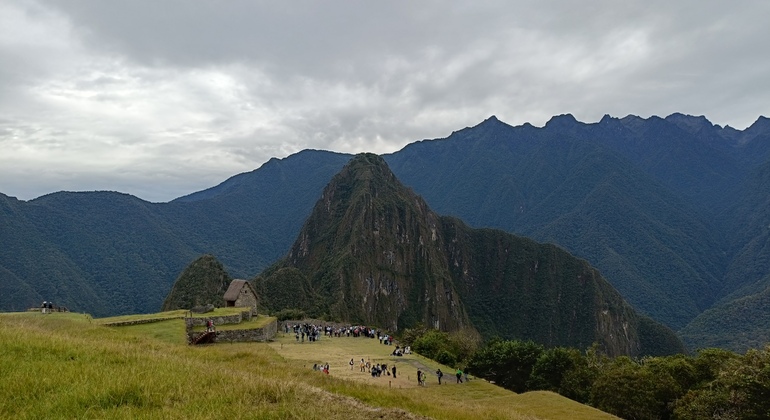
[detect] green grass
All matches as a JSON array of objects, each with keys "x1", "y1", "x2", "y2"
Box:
[
  {"x1": 213, "y1": 314, "x2": 274, "y2": 331},
  {"x1": 0, "y1": 312, "x2": 617, "y2": 419},
  {"x1": 94, "y1": 307, "x2": 251, "y2": 325}
]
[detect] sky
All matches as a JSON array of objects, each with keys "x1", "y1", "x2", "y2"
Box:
[{"x1": 1, "y1": 1, "x2": 768, "y2": 203}]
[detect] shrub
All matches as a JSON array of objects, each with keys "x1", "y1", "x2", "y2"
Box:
[{"x1": 273, "y1": 308, "x2": 306, "y2": 321}]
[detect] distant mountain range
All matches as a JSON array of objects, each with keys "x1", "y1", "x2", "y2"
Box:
[{"x1": 2, "y1": 112, "x2": 769, "y2": 352}]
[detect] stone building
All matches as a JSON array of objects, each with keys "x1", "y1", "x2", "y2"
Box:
[{"x1": 223, "y1": 279, "x2": 258, "y2": 312}]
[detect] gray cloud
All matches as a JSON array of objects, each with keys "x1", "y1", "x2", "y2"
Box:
[{"x1": 0, "y1": 0, "x2": 768, "y2": 202}]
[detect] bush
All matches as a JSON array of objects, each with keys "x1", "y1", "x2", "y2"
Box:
[
  {"x1": 436, "y1": 350, "x2": 457, "y2": 367},
  {"x1": 467, "y1": 339, "x2": 544, "y2": 393},
  {"x1": 273, "y1": 308, "x2": 306, "y2": 321}
]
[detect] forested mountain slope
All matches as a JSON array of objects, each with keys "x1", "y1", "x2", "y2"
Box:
[
  {"x1": 254, "y1": 153, "x2": 683, "y2": 356},
  {"x1": 384, "y1": 116, "x2": 724, "y2": 329},
  {"x1": 2, "y1": 113, "x2": 769, "y2": 352}
]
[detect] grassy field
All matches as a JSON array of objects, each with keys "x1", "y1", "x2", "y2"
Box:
[{"x1": 0, "y1": 312, "x2": 617, "y2": 419}]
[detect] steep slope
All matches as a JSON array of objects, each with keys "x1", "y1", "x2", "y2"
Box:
[
  {"x1": 2, "y1": 112, "x2": 769, "y2": 354},
  {"x1": 384, "y1": 116, "x2": 723, "y2": 329},
  {"x1": 22, "y1": 191, "x2": 199, "y2": 316},
  {"x1": 0, "y1": 193, "x2": 108, "y2": 314},
  {"x1": 680, "y1": 154, "x2": 770, "y2": 352},
  {"x1": 255, "y1": 153, "x2": 471, "y2": 332},
  {"x1": 162, "y1": 149, "x2": 351, "y2": 278},
  {"x1": 679, "y1": 284, "x2": 770, "y2": 353},
  {"x1": 0, "y1": 151, "x2": 350, "y2": 316},
  {"x1": 601, "y1": 113, "x2": 743, "y2": 216},
  {"x1": 161, "y1": 254, "x2": 231, "y2": 310},
  {"x1": 255, "y1": 153, "x2": 683, "y2": 356},
  {"x1": 720, "y1": 158, "x2": 770, "y2": 300}
]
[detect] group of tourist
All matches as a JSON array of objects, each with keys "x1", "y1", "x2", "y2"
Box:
[
  {"x1": 282, "y1": 320, "x2": 468, "y2": 387},
  {"x1": 350, "y1": 358, "x2": 397, "y2": 378},
  {"x1": 40, "y1": 301, "x2": 66, "y2": 314},
  {"x1": 418, "y1": 368, "x2": 466, "y2": 386},
  {"x1": 312, "y1": 363, "x2": 330, "y2": 374},
  {"x1": 390, "y1": 345, "x2": 411, "y2": 356},
  {"x1": 283, "y1": 321, "x2": 394, "y2": 344}
]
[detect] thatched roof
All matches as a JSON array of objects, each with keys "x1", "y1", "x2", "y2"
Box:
[{"x1": 223, "y1": 279, "x2": 255, "y2": 302}]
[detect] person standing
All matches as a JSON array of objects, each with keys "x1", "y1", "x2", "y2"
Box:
[
  {"x1": 392, "y1": 365, "x2": 397, "y2": 378},
  {"x1": 436, "y1": 369, "x2": 443, "y2": 384},
  {"x1": 349, "y1": 358, "x2": 354, "y2": 370}
]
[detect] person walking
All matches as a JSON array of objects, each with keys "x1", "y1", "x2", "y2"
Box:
[{"x1": 456, "y1": 368, "x2": 463, "y2": 384}]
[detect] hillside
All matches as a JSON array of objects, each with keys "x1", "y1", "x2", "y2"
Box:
[
  {"x1": 679, "y1": 284, "x2": 770, "y2": 352},
  {"x1": 2, "y1": 113, "x2": 770, "y2": 351},
  {"x1": 255, "y1": 154, "x2": 683, "y2": 357},
  {"x1": 384, "y1": 115, "x2": 724, "y2": 330},
  {"x1": 0, "y1": 312, "x2": 618, "y2": 419},
  {"x1": 161, "y1": 254, "x2": 232, "y2": 311}
]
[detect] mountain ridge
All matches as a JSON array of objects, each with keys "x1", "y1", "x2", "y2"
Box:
[
  {"x1": 254, "y1": 153, "x2": 683, "y2": 356},
  {"x1": 2, "y1": 112, "x2": 769, "y2": 352}
]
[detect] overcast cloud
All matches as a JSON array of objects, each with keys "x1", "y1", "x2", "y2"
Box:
[{"x1": 1, "y1": 1, "x2": 768, "y2": 202}]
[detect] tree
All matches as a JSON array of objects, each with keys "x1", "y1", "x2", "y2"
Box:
[
  {"x1": 673, "y1": 346, "x2": 768, "y2": 420},
  {"x1": 527, "y1": 347, "x2": 581, "y2": 392},
  {"x1": 590, "y1": 357, "x2": 678, "y2": 420},
  {"x1": 467, "y1": 339, "x2": 544, "y2": 393}
]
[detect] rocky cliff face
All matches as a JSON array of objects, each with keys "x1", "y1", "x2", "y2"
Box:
[
  {"x1": 439, "y1": 218, "x2": 644, "y2": 356},
  {"x1": 255, "y1": 153, "x2": 683, "y2": 356},
  {"x1": 257, "y1": 153, "x2": 470, "y2": 331}
]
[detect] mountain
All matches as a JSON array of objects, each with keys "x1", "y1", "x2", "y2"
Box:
[
  {"x1": 161, "y1": 254, "x2": 232, "y2": 311},
  {"x1": 2, "y1": 113, "x2": 770, "y2": 352},
  {"x1": 161, "y1": 149, "x2": 353, "y2": 279},
  {"x1": 254, "y1": 153, "x2": 683, "y2": 357},
  {"x1": 254, "y1": 153, "x2": 471, "y2": 332},
  {"x1": 678, "y1": 283, "x2": 770, "y2": 352},
  {"x1": 0, "y1": 151, "x2": 350, "y2": 317},
  {"x1": 384, "y1": 115, "x2": 724, "y2": 330}
]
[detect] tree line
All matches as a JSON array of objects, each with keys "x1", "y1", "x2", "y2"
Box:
[{"x1": 401, "y1": 326, "x2": 770, "y2": 420}]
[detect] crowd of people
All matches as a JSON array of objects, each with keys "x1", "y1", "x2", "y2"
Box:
[
  {"x1": 283, "y1": 322, "x2": 397, "y2": 344},
  {"x1": 282, "y1": 320, "x2": 467, "y2": 387}
]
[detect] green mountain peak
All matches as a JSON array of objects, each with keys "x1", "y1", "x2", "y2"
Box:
[{"x1": 255, "y1": 153, "x2": 684, "y2": 356}]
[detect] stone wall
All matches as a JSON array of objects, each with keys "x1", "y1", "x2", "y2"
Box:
[
  {"x1": 187, "y1": 318, "x2": 277, "y2": 343},
  {"x1": 184, "y1": 309, "x2": 254, "y2": 331},
  {"x1": 234, "y1": 287, "x2": 258, "y2": 309},
  {"x1": 215, "y1": 319, "x2": 277, "y2": 343}
]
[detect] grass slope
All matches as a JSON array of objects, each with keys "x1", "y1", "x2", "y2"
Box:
[{"x1": 0, "y1": 312, "x2": 616, "y2": 419}]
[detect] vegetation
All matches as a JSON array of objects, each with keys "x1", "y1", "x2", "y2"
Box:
[
  {"x1": 161, "y1": 254, "x2": 231, "y2": 311},
  {"x1": 255, "y1": 153, "x2": 681, "y2": 357},
  {"x1": 0, "y1": 311, "x2": 618, "y2": 419},
  {"x1": 3, "y1": 114, "x2": 770, "y2": 351},
  {"x1": 401, "y1": 326, "x2": 770, "y2": 420}
]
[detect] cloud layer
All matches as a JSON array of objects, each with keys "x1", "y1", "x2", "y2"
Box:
[{"x1": 1, "y1": 0, "x2": 768, "y2": 202}]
